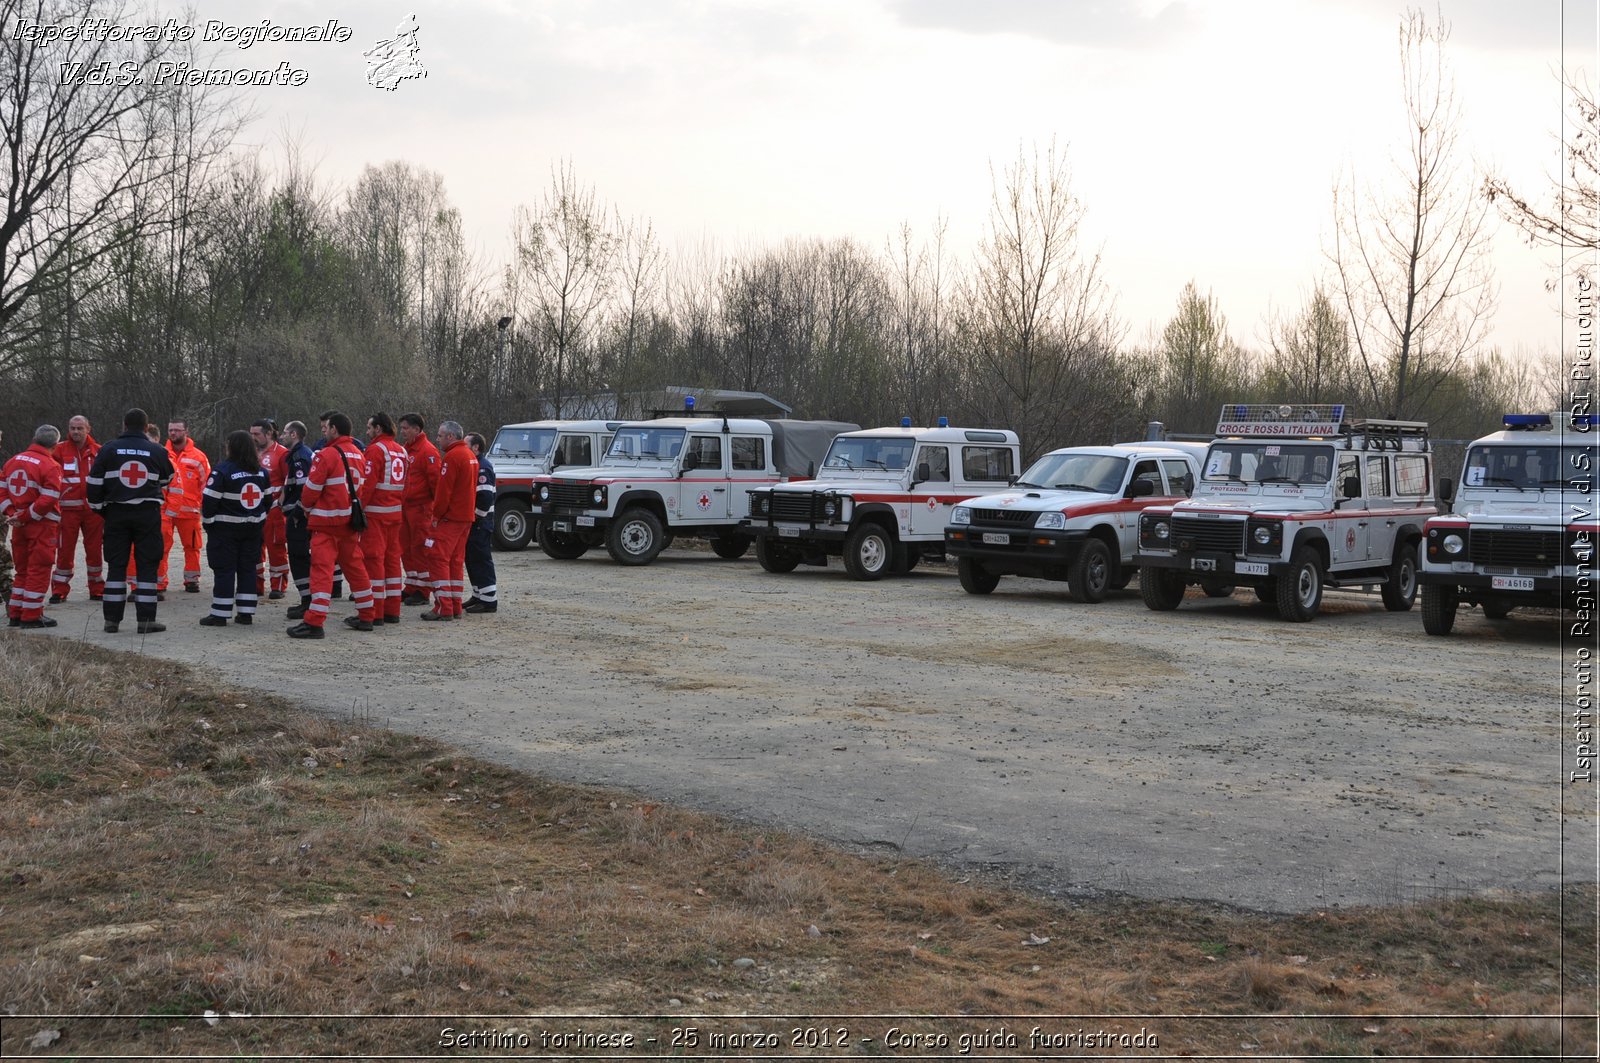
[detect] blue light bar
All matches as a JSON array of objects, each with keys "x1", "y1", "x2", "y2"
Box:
[
  {"x1": 1502, "y1": 413, "x2": 1550, "y2": 429},
  {"x1": 685, "y1": 395, "x2": 696, "y2": 411},
  {"x1": 937, "y1": 416, "x2": 949, "y2": 428},
  {"x1": 900, "y1": 416, "x2": 912, "y2": 428}
]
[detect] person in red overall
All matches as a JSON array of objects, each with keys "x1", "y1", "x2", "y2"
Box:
[
  {"x1": 160, "y1": 419, "x2": 210, "y2": 594},
  {"x1": 422, "y1": 420, "x2": 478, "y2": 621},
  {"x1": 252, "y1": 419, "x2": 291, "y2": 599},
  {"x1": 2, "y1": 425, "x2": 64, "y2": 628},
  {"x1": 359, "y1": 412, "x2": 408, "y2": 624},
  {"x1": 50, "y1": 414, "x2": 104, "y2": 602},
  {"x1": 397, "y1": 412, "x2": 441, "y2": 604},
  {"x1": 287, "y1": 412, "x2": 376, "y2": 639}
]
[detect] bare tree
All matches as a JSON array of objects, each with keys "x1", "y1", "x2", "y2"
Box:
[
  {"x1": 1159, "y1": 281, "x2": 1248, "y2": 431},
  {"x1": 1262, "y1": 285, "x2": 1355, "y2": 403},
  {"x1": 0, "y1": 0, "x2": 241, "y2": 370},
  {"x1": 1484, "y1": 73, "x2": 1599, "y2": 267},
  {"x1": 1330, "y1": 8, "x2": 1495, "y2": 418}
]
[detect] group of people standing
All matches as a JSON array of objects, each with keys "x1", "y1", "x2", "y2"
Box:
[{"x1": 2, "y1": 407, "x2": 499, "y2": 639}]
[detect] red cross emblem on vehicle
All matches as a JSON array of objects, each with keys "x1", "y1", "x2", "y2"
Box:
[
  {"x1": 926, "y1": 496, "x2": 938, "y2": 510},
  {"x1": 240, "y1": 482, "x2": 264, "y2": 509},
  {"x1": 118, "y1": 461, "x2": 149, "y2": 489},
  {"x1": 1345, "y1": 528, "x2": 1357, "y2": 552},
  {"x1": 696, "y1": 492, "x2": 712, "y2": 510},
  {"x1": 6, "y1": 470, "x2": 28, "y2": 496}
]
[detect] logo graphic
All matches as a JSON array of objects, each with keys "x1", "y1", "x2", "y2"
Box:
[
  {"x1": 1345, "y1": 528, "x2": 1357, "y2": 552},
  {"x1": 6, "y1": 470, "x2": 28, "y2": 496},
  {"x1": 117, "y1": 461, "x2": 150, "y2": 489},
  {"x1": 389, "y1": 455, "x2": 407, "y2": 484},
  {"x1": 240, "y1": 483, "x2": 265, "y2": 510},
  {"x1": 365, "y1": 13, "x2": 426, "y2": 91},
  {"x1": 926, "y1": 497, "x2": 938, "y2": 510},
  {"x1": 696, "y1": 492, "x2": 712, "y2": 511}
]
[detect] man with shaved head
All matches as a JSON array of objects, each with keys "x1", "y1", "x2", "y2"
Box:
[{"x1": 50, "y1": 414, "x2": 104, "y2": 602}]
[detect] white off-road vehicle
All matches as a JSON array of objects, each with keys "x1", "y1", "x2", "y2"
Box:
[
  {"x1": 532, "y1": 411, "x2": 853, "y2": 566},
  {"x1": 1419, "y1": 411, "x2": 1598, "y2": 635},
  {"x1": 944, "y1": 442, "x2": 1206, "y2": 601},
  {"x1": 1137, "y1": 403, "x2": 1437, "y2": 622},
  {"x1": 485, "y1": 419, "x2": 621, "y2": 549},
  {"x1": 742, "y1": 421, "x2": 1021, "y2": 580}
]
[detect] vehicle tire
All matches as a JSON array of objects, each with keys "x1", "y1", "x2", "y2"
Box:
[
  {"x1": 1139, "y1": 567, "x2": 1186, "y2": 611},
  {"x1": 842, "y1": 522, "x2": 893, "y2": 581},
  {"x1": 1380, "y1": 541, "x2": 1419, "y2": 611},
  {"x1": 1481, "y1": 599, "x2": 1514, "y2": 620},
  {"x1": 892, "y1": 547, "x2": 921, "y2": 574},
  {"x1": 711, "y1": 534, "x2": 752, "y2": 560},
  {"x1": 1068, "y1": 538, "x2": 1114, "y2": 604},
  {"x1": 493, "y1": 498, "x2": 532, "y2": 551},
  {"x1": 957, "y1": 557, "x2": 999, "y2": 595},
  {"x1": 606, "y1": 508, "x2": 666, "y2": 566},
  {"x1": 1421, "y1": 583, "x2": 1458, "y2": 635},
  {"x1": 1200, "y1": 581, "x2": 1235, "y2": 598},
  {"x1": 1254, "y1": 580, "x2": 1278, "y2": 604},
  {"x1": 755, "y1": 536, "x2": 800, "y2": 573},
  {"x1": 1275, "y1": 545, "x2": 1324, "y2": 622},
  {"x1": 539, "y1": 527, "x2": 588, "y2": 560}
]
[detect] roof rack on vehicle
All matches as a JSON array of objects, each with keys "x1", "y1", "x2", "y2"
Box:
[{"x1": 1345, "y1": 418, "x2": 1431, "y2": 452}]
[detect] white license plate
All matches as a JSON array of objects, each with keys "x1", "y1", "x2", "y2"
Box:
[
  {"x1": 551, "y1": 520, "x2": 571, "y2": 532},
  {"x1": 982, "y1": 532, "x2": 1009, "y2": 545},
  {"x1": 1236, "y1": 561, "x2": 1268, "y2": 576},
  {"x1": 1491, "y1": 576, "x2": 1534, "y2": 591},
  {"x1": 577, "y1": 516, "x2": 595, "y2": 527},
  {"x1": 779, "y1": 526, "x2": 800, "y2": 538}
]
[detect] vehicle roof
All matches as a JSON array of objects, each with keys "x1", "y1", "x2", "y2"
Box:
[
  {"x1": 613, "y1": 416, "x2": 774, "y2": 433},
  {"x1": 495, "y1": 419, "x2": 623, "y2": 432},
  {"x1": 836, "y1": 426, "x2": 1020, "y2": 445},
  {"x1": 1035, "y1": 444, "x2": 1202, "y2": 461},
  {"x1": 1470, "y1": 424, "x2": 1595, "y2": 445}
]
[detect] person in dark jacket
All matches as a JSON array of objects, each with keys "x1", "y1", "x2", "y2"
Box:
[
  {"x1": 199, "y1": 430, "x2": 269, "y2": 626},
  {"x1": 85, "y1": 408, "x2": 175, "y2": 633},
  {"x1": 280, "y1": 421, "x2": 315, "y2": 620},
  {"x1": 463, "y1": 432, "x2": 497, "y2": 614}
]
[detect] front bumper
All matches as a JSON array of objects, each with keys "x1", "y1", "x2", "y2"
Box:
[
  {"x1": 1419, "y1": 567, "x2": 1582, "y2": 596},
  {"x1": 1137, "y1": 549, "x2": 1282, "y2": 580},
  {"x1": 542, "y1": 508, "x2": 610, "y2": 535},
  {"x1": 743, "y1": 519, "x2": 849, "y2": 544},
  {"x1": 945, "y1": 526, "x2": 1088, "y2": 576}
]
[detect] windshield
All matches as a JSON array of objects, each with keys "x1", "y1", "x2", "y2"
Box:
[
  {"x1": 605, "y1": 426, "x2": 685, "y2": 462},
  {"x1": 489, "y1": 427, "x2": 557, "y2": 461},
  {"x1": 1464, "y1": 444, "x2": 1594, "y2": 490},
  {"x1": 822, "y1": 436, "x2": 915, "y2": 472},
  {"x1": 1016, "y1": 453, "x2": 1127, "y2": 493},
  {"x1": 1202, "y1": 443, "x2": 1334, "y2": 485}
]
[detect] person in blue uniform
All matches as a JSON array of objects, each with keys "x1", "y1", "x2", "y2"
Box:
[
  {"x1": 199, "y1": 430, "x2": 270, "y2": 626},
  {"x1": 463, "y1": 431, "x2": 497, "y2": 614}
]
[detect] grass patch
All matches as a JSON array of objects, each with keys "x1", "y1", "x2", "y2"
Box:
[{"x1": 0, "y1": 633, "x2": 1592, "y2": 1058}]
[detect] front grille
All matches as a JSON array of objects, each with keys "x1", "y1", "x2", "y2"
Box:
[
  {"x1": 546, "y1": 483, "x2": 597, "y2": 509},
  {"x1": 972, "y1": 508, "x2": 1037, "y2": 527},
  {"x1": 1172, "y1": 516, "x2": 1245, "y2": 554},
  {"x1": 770, "y1": 492, "x2": 821, "y2": 521},
  {"x1": 1469, "y1": 529, "x2": 1562, "y2": 567}
]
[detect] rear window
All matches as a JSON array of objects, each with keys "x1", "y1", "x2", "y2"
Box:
[{"x1": 962, "y1": 446, "x2": 1014, "y2": 482}]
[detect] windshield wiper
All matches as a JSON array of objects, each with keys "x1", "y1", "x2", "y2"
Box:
[
  {"x1": 1483, "y1": 475, "x2": 1526, "y2": 493},
  {"x1": 1013, "y1": 480, "x2": 1046, "y2": 489},
  {"x1": 1052, "y1": 483, "x2": 1101, "y2": 492},
  {"x1": 1258, "y1": 476, "x2": 1299, "y2": 484},
  {"x1": 1206, "y1": 473, "x2": 1246, "y2": 483},
  {"x1": 864, "y1": 458, "x2": 891, "y2": 469}
]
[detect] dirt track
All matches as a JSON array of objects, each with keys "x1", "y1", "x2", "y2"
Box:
[{"x1": 36, "y1": 545, "x2": 1593, "y2": 913}]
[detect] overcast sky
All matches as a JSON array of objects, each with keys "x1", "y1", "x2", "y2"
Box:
[{"x1": 137, "y1": 0, "x2": 1595, "y2": 361}]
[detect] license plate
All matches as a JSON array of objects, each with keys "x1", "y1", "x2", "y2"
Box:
[
  {"x1": 779, "y1": 526, "x2": 800, "y2": 538},
  {"x1": 1190, "y1": 557, "x2": 1217, "y2": 572},
  {"x1": 551, "y1": 520, "x2": 572, "y2": 533},
  {"x1": 1491, "y1": 576, "x2": 1534, "y2": 591},
  {"x1": 1236, "y1": 561, "x2": 1268, "y2": 576},
  {"x1": 577, "y1": 516, "x2": 595, "y2": 527},
  {"x1": 982, "y1": 532, "x2": 1009, "y2": 545}
]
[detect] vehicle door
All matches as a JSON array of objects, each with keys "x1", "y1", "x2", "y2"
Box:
[
  {"x1": 679, "y1": 434, "x2": 728, "y2": 523},
  {"x1": 1332, "y1": 453, "x2": 1368, "y2": 569},
  {"x1": 552, "y1": 433, "x2": 593, "y2": 471},
  {"x1": 908, "y1": 444, "x2": 952, "y2": 536},
  {"x1": 1361, "y1": 454, "x2": 1396, "y2": 564},
  {"x1": 1116, "y1": 458, "x2": 1166, "y2": 557},
  {"x1": 727, "y1": 434, "x2": 773, "y2": 520}
]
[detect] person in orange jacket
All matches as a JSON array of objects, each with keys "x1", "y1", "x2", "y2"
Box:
[
  {"x1": 50, "y1": 414, "x2": 104, "y2": 602},
  {"x1": 252, "y1": 419, "x2": 291, "y2": 598},
  {"x1": 421, "y1": 420, "x2": 478, "y2": 621},
  {"x1": 160, "y1": 418, "x2": 211, "y2": 594},
  {"x1": 360, "y1": 412, "x2": 408, "y2": 624},
  {"x1": 2, "y1": 425, "x2": 64, "y2": 628},
  {"x1": 287, "y1": 411, "x2": 376, "y2": 639},
  {"x1": 397, "y1": 412, "x2": 441, "y2": 604}
]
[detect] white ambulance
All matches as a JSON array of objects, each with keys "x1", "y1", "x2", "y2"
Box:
[
  {"x1": 484, "y1": 419, "x2": 622, "y2": 549},
  {"x1": 1419, "y1": 411, "x2": 1598, "y2": 634},
  {"x1": 1136, "y1": 403, "x2": 1437, "y2": 622}
]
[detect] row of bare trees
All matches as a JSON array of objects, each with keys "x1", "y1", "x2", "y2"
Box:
[{"x1": 0, "y1": 1, "x2": 1586, "y2": 461}]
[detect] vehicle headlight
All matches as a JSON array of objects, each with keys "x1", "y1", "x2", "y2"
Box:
[
  {"x1": 592, "y1": 487, "x2": 605, "y2": 505},
  {"x1": 1253, "y1": 526, "x2": 1273, "y2": 545},
  {"x1": 1034, "y1": 511, "x2": 1065, "y2": 531},
  {"x1": 1442, "y1": 533, "x2": 1465, "y2": 555},
  {"x1": 1154, "y1": 520, "x2": 1170, "y2": 541},
  {"x1": 537, "y1": 485, "x2": 550, "y2": 503},
  {"x1": 755, "y1": 495, "x2": 770, "y2": 515},
  {"x1": 823, "y1": 499, "x2": 838, "y2": 519},
  {"x1": 951, "y1": 506, "x2": 971, "y2": 525}
]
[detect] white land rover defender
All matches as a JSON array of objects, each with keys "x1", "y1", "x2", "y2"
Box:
[
  {"x1": 944, "y1": 442, "x2": 1206, "y2": 601},
  {"x1": 742, "y1": 420, "x2": 1021, "y2": 580},
  {"x1": 1137, "y1": 403, "x2": 1437, "y2": 622},
  {"x1": 485, "y1": 419, "x2": 622, "y2": 549},
  {"x1": 1419, "y1": 411, "x2": 1598, "y2": 635},
  {"x1": 532, "y1": 409, "x2": 854, "y2": 566}
]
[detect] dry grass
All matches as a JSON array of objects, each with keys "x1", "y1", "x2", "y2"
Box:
[{"x1": 0, "y1": 632, "x2": 1592, "y2": 1059}]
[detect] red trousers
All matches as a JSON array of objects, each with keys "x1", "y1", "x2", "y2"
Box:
[
  {"x1": 52, "y1": 506, "x2": 105, "y2": 598},
  {"x1": 160, "y1": 514, "x2": 203, "y2": 589},
  {"x1": 426, "y1": 518, "x2": 472, "y2": 617},
  {"x1": 307, "y1": 526, "x2": 374, "y2": 627},
  {"x1": 9, "y1": 520, "x2": 59, "y2": 621},
  {"x1": 258, "y1": 508, "x2": 288, "y2": 593},
  {"x1": 361, "y1": 520, "x2": 404, "y2": 619},
  {"x1": 402, "y1": 503, "x2": 433, "y2": 595}
]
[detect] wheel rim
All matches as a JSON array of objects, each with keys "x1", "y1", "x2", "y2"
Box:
[
  {"x1": 1086, "y1": 550, "x2": 1109, "y2": 592},
  {"x1": 859, "y1": 533, "x2": 887, "y2": 572},
  {"x1": 620, "y1": 520, "x2": 654, "y2": 556},
  {"x1": 501, "y1": 511, "x2": 525, "y2": 542},
  {"x1": 1296, "y1": 563, "x2": 1318, "y2": 607},
  {"x1": 1398, "y1": 557, "x2": 1415, "y2": 598}
]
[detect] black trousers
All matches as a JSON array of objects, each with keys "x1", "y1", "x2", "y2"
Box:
[
  {"x1": 466, "y1": 521, "x2": 496, "y2": 602},
  {"x1": 206, "y1": 523, "x2": 264, "y2": 618},
  {"x1": 286, "y1": 514, "x2": 312, "y2": 603},
  {"x1": 102, "y1": 506, "x2": 163, "y2": 623}
]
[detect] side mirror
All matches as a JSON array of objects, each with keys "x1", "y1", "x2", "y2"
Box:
[
  {"x1": 1341, "y1": 475, "x2": 1361, "y2": 500},
  {"x1": 682, "y1": 452, "x2": 699, "y2": 471},
  {"x1": 1438, "y1": 476, "x2": 1456, "y2": 505},
  {"x1": 1126, "y1": 479, "x2": 1155, "y2": 498},
  {"x1": 914, "y1": 462, "x2": 931, "y2": 484}
]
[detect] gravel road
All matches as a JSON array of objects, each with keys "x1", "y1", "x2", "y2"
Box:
[{"x1": 36, "y1": 545, "x2": 1593, "y2": 913}]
